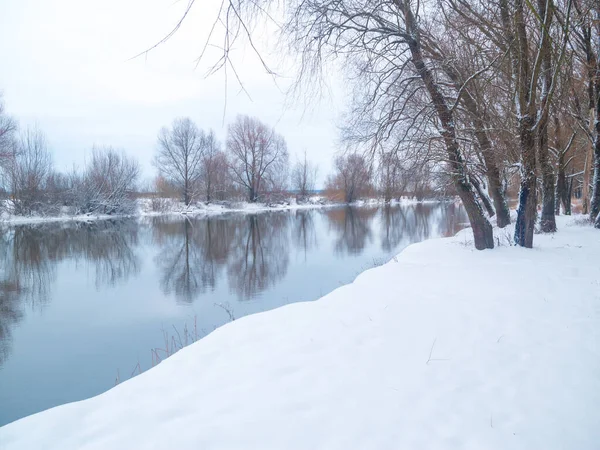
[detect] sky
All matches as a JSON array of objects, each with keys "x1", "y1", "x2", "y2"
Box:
[{"x1": 0, "y1": 0, "x2": 345, "y2": 187}]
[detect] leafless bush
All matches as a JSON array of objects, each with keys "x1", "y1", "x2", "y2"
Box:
[
  {"x1": 8, "y1": 127, "x2": 55, "y2": 216},
  {"x1": 326, "y1": 153, "x2": 373, "y2": 203},
  {"x1": 149, "y1": 195, "x2": 172, "y2": 212},
  {"x1": 76, "y1": 147, "x2": 140, "y2": 215}
]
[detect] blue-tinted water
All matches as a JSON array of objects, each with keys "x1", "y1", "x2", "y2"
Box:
[{"x1": 0, "y1": 203, "x2": 466, "y2": 426}]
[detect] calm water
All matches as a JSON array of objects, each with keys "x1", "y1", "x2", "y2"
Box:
[{"x1": 0, "y1": 204, "x2": 466, "y2": 426}]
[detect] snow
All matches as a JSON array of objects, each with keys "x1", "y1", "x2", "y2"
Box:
[
  {"x1": 0, "y1": 196, "x2": 440, "y2": 225},
  {"x1": 1, "y1": 216, "x2": 599, "y2": 449},
  {"x1": 0, "y1": 198, "x2": 333, "y2": 225}
]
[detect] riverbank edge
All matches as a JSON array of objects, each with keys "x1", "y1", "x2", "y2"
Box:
[{"x1": 0, "y1": 197, "x2": 451, "y2": 226}]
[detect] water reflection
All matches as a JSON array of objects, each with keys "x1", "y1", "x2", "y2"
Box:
[
  {"x1": 381, "y1": 205, "x2": 407, "y2": 252},
  {"x1": 227, "y1": 213, "x2": 290, "y2": 299},
  {"x1": 0, "y1": 279, "x2": 23, "y2": 366},
  {"x1": 1, "y1": 204, "x2": 469, "y2": 426},
  {"x1": 152, "y1": 213, "x2": 291, "y2": 302},
  {"x1": 293, "y1": 210, "x2": 317, "y2": 258},
  {"x1": 153, "y1": 217, "x2": 236, "y2": 302},
  {"x1": 324, "y1": 207, "x2": 378, "y2": 256},
  {"x1": 0, "y1": 220, "x2": 140, "y2": 366}
]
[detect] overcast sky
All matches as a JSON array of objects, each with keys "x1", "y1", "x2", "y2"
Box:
[{"x1": 0, "y1": 0, "x2": 345, "y2": 187}]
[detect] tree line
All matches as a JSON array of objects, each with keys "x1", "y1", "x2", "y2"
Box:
[
  {"x1": 0, "y1": 96, "x2": 440, "y2": 216},
  {"x1": 174, "y1": 0, "x2": 600, "y2": 249},
  {"x1": 0, "y1": 108, "x2": 140, "y2": 217}
]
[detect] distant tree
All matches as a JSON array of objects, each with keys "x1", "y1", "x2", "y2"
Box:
[
  {"x1": 326, "y1": 153, "x2": 372, "y2": 203},
  {"x1": 215, "y1": 151, "x2": 234, "y2": 200},
  {"x1": 8, "y1": 127, "x2": 53, "y2": 216},
  {"x1": 77, "y1": 147, "x2": 140, "y2": 215},
  {"x1": 0, "y1": 96, "x2": 17, "y2": 197},
  {"x1": 227, "y1": 115, "x2": 289, "y2": 202},
  {"x1": 291, "y1": 150, "x2": 318, "y2": 201},
  {"x1": 156, "y1": 118, "x2": 205, "y2": 205},
  {"x1": 378, "y1": 151, "x2": 410, "y2": 203},
  {"x1": 0, "y1": 97, "x2": 16, "y2": 160},
  {"x1": 199, "y1": 130, "x2": 225, "y2": 202}
]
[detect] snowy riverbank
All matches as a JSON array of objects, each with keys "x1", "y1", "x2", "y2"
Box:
[
  {"x1": 0, "y1": 196, "x2": 441, "y2": 225},
  {"x1": 2, "y1": 215, "x2": 598, "y2": 449}
]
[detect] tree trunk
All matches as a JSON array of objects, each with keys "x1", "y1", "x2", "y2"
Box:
[
  {"x1": 555, "y1": 154, "x2": 569, "y2": 215},
  {"x1": 553, "y1": 116, "x2": 571, "y2": 215},
  {"x1": 440, "y1": 64, "x2": 511, "y2": 228},
  {"x1": 582, "y1": 107, "x2": 594, "y2": 214},
  {"x1": 471, "y1": 121, "x2": 511, "y2": 228},
  {"x1": 582, "y1": 15, "x2": 597, "y2": 214},
  {"x1": 589, "y1": 73, "x2": 600, "y2": 222},
  {"x1": 566, "y1": 177, "x2": 573, "y2": 215},
  {"x1": 487, "y1": 171, "x2": 511, "y2": 228},
  {"x1": 538, "y1": 122, "x2": 556, "y2": 231},
  {"x1": 514, "y1": 116, "x2": 537, "y2": 248},
  {"x1": 471, "y1": 176, "x2": 495, "y2": 218},
  {"x1": 590, "y1": 132, "x2": 600, "y2": 222},
  {"x1": 184, "y1": 181, "x2": 190, "y2": 206},
  {"x1": 404, "y1": 12, "x2": 493, "y2": 249},
  {"x1": 536, "y1": 0, "x2": 556, "y2": 233}
]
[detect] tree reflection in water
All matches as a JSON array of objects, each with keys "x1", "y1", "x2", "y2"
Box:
[
  {"x1": 323, "y1": 206, "x2": 378, "y2": 256},
  {"x1": 0, "y1": 205, "x2": 467, "y2": 368},
  {"x1": 293, "y1": 209, "x2": 317, "y2": 259},
  {"x1": 0, "y1": 220, "x2": 140, "y2": 366},
  {"x1": 153, "y1": 216, "x2": 236, "y2": 303},
  {"x1": 0, "y1": 278, "x2": 23, "y2": 366},
  {"x1": 227, "y1": 213, "x2": 290, "y2": 299},
  {"x1": 380, "y1": 205, "x2": 407, "y2": 252},
  {"x1": 153, "y1": 213, "x2": 291, "y2": 302}
]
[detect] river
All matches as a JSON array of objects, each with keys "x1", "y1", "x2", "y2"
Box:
[{"x1": 0, "y1": 203, "x2": 466, "y2": 426}]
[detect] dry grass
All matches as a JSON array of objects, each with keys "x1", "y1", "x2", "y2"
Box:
[{"x1": 115, "y1": 316, "x2": 201, "y2": 387}]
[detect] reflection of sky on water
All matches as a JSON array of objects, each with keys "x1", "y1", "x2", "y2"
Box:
[{"x1": 0, "y1": 203, "x2": 466, "y2": 426}]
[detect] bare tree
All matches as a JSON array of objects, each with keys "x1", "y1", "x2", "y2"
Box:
[
  {"x1": 8, "y1": 127, "x2": 54, "y2": 216},
  {"x1": 497, "y1": 0, "x2": 572, "y2": 245},
  {"x1": 199, "y1": 130, "x2": 223, "y2": 202},
  {"x1": 420, "y1": 13, "x2": 512, "y2": 228},
  {"x1": 0, "y1": 97, "x2": 17, "y2": 199},
  {"x1": 210, "y1": 151, "x2": 234, "y2": 200},
  {"x1": 156, "y1": 118, "x2": 205, "y2": 205},
  {"x1": 227, "y1": 115, "x2": 289, "y2": 202},
  {"x1": 285, "y1": 0, "x2": 495, "y2": 248},
  {"x1": 378, "y1": 151, "x2": 414, "y2": 203},
  {"x1": 562, "y1": 0, "x2": 598, "y2": 222},
  {"x1": 576, "y1": 1, "x2": 600, "y2": 226},
  {"x1": 77, "y1": 147, "x2": 140, "y2": 215},
  {"x1": 0, "y1": 96, "x2": 16, "y2": 165},
  {"x1": 326, "y1": 153, "x2": 373, "y2": 203},
  {"x1": 152, "y1": 0, "x2": 591, "y2": 246},
  {"x1": 291, "y1": 150, "x2": 318, "y2": 201}
]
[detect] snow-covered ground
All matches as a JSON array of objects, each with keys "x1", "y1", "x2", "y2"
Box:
[
  {"x1": 136, "y1": 196, "x2": 338, "y2": 217},
  {"x1": 0, "y1": 198, "x2": 332, "y2": 225},
  {"x1": 1, "y1": 215, "x2": 598, "y2": 449},
  {"x1": 0, "y1": 196, "x2": 437, "y2": 225}
]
